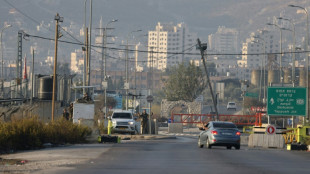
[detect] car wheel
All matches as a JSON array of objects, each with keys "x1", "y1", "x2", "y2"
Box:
[
  {"x1": 198, "y1": 137, "x2": 204, "y2": 148},
  {"x1": 226, "y1": 146, "x2": 232, "y2": 149},
  {"x1": 235, "y1": 145, "x2": 240, "y2": 150},
  {"x1": 206, "y1": 138, "x2": 212, "y2": 149}
]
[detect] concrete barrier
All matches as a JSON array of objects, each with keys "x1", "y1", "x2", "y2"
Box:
[
  {"x1": 168, "y1": 123, "x2": 183, "y2": 133},
  {"x1": 240, "y1": 135, "x2": 249, "y2": 145},
  {"x1": 248, "y1": 134, "x2": 285, "y2": 148}
]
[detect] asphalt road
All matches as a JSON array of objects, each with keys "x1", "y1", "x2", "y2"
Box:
[{"x1": 50, "y1": 137, "x2": 310, "y2": 174}]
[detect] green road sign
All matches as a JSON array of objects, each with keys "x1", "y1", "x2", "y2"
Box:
[
  {"x1": 245, "y1": 92, "x2": 258, "y2": 98},
  {"x1": 267, "y1": 87, "x2": 306, "y2": 116}
]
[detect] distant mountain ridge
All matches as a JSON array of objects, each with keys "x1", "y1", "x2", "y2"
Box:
[{"x1": 0, "y1": 0, "x2": 309, "y2": 52}]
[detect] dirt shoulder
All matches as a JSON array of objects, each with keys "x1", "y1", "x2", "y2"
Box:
[{"x1": 0, "y1": 144, "x2": 112, "y2": 174}]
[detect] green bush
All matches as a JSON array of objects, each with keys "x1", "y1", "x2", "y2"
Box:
[{"x1": 0, "y1": 117, "x2": 92, "y2": 152}]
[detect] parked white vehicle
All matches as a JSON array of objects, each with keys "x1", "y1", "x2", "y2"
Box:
[
  {"x1": 111, "y1": 110, "x2": 137, "y2": 134},
  {"x1": 227, "y1": 102, "x2": 237, "y2": 111}
]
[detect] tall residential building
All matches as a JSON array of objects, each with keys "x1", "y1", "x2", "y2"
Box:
[
  {"x1": 147, "y1": 22, "x2": 197, "y2": 71},
  {"x1": 208, "y1": 26, "x2": 239, "y2": 54},
  {"x1": 70, "y1": 49, "x2": 84, "y2": 74},
  {"x1": 237, "y1": 29, "x2": 280, "y2": 80}
]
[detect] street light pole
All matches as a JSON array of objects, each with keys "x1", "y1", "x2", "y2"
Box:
[
  {"x1": 88, "y1": 0, "x2": 92, "y2": 96},
  {"x1": 278, "y1": 17, "x2": 296, "y2": 86},
  {"x1": 1, "y1": 24, "x2": 12, "y2": 98},
  {"x1": 253, "y1": 38, "x2": 266, "y2": 102},
  {"x1": 267, "y1": 23, "x2": 283, "y2": 86},
  {"x1": 1, "y1": 24, "x2": 12, "y2": 80},
  {"x1": 125, "y1": 29, "x2": 142, "y2": 110},
  {"x1": 289, "y1": 5, "x2": 309, "y2": 122},
  {"x1": 83, "y1": 0, "x2": 88, "y2": 95},
  {"x1": 103, "y1": 19, "x2": 117, "y2": 119}
]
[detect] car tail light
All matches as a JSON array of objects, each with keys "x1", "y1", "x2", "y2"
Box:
[
  {"x1": 212, "y1": 139, "x2": 216, "y2": 142},
  {"x1": 236, "y1": 131, "x2": 241, "y2": 136},
  {"x1": 211, "y1": 131, "x2": 218, "y2": 135}
]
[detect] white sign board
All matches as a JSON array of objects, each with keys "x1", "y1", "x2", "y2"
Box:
[{"x1": 73, "y1": 103, "x2": 95, "y2": 123}]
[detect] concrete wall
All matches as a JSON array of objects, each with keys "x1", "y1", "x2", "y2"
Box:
[
  {"x1": 168, "y1": 123, "x2": 183, "y2": 133},
  {"x1": 161, "y1": 99, "x2": 202, "y2": 118},
  {"x1": 248, "y1": 134, "x2": 285, "y2": 148},
  {"x1": 5, "y1": 101, "x2": 63, "y2": 122}
]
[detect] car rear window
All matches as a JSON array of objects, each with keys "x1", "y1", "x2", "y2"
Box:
[
  {"x1": 229, "y1": 103, "x2": 235, "y2": 105},
  {"x1": 213, "y1": 123, "x2": 237, "y2": 128},
  {"x1": 112, "y1": 113, "x2": 132, "y2": 119}
]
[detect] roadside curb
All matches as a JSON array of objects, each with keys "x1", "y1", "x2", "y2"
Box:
[{"x1": 118, "y1": 134, "x2": 177, "y2": 140}]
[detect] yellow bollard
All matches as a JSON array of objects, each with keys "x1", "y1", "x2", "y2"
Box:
[{"x1": 108, "y1": 119, "x2": 112, "y2": 135}]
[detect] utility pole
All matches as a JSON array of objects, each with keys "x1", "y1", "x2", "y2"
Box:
[
  {"x1": 51, "y1": 13, "x2": 63, "y2": 122},
  {"x1": 87, "y1": 0, "x2": 92, "y2": 96},
  {"x1": 16, "y1": 31, "x2": 23, "y2": 99},
  {"x1": 149, "y1": 47, "x2": 154, "y2": 134},
  {"x1": 125, "y1": 42, "x2": 129, "y2": 110},
  {"x1": 31, "y1": 48, "x2": 34, "y2": 105},
  {"x1": 197, "y1": 39, "x2": 219, "y2": 121}
]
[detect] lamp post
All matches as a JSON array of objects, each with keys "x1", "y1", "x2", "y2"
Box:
[
  {"x1": 103, "y1": 19, "x2": 117, "y2": 119},
  {"x1": 125, "y1": 29, "x2": 142, "y2": 110},
  {"x1": 1, "y1": 24, "x2": 12, "y2": 97},
  {"x1": 278, "y1": 17, "x2": 296, "y2": 86},
  {"x1": 267, "y1": 23, "x2": 284, "y2": 86},
  {"x1": 253, "y1": 37, "x2": 266, "y2": 103},
  {"x1": 289, "y1": 5, "x2": 309, "y2": 122}
]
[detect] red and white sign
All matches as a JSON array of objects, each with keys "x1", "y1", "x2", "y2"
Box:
[{"x1": 266, "y1": 125, "x2": 276, "y2": 135}]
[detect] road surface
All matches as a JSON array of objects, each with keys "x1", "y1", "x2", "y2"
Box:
[{"x1": 49, "y1": 137, "x2": 310, "y2": 174}]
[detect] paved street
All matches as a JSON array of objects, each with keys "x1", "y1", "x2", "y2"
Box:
[{"x1": 47, "y1": 137, "x2": 310, "y2": 174}]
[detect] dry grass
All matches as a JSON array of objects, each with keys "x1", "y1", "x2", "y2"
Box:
[{"x1": 0, "y1": 117, "x2": 92, "y2": 153}]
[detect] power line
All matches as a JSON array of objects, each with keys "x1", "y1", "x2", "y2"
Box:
[
  {"x1": 59, "y1": 26, "x2": 84, "y2": 44},
  {"x1": 3, "y1": 0, "x2": 79, "y2": 42},
  {"x1": 24, "y1": 32, "x2": 310, "y2": 62}
]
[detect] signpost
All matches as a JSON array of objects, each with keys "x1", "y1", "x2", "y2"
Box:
[
  {"x1": 245, "y1": 92, "x2": 258, "y2": 98},
  {"x1": 267, "y1": 87, "x2": 306, "y2": 116},
  {"x1": 146, "y1": 95, "x2": 154, "y2": 103}
]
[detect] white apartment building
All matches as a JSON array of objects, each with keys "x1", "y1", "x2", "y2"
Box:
[
  {"x1": 147, "y1": 22, "x2": 197, "y2": 71},
  {"x1": 70, "y1": 50, "x2": 84, "y2": 74},
  {"x1": 237, "y1": 29, "x2": 280, "y2": 80},
  {"x1": 208, "y1": 26, "x2": 239, "y2": 54}
]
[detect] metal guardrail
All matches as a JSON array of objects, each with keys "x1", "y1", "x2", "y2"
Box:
[{"x1": 171, "y1": 113, "x2": 261, "y2": 126}]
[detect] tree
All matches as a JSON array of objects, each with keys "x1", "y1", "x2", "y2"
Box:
[{"x1": 164, "y1": 63, "x2": 207, "y2": 102}]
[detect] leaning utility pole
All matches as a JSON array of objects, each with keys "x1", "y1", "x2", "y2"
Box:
[
  {"x1": 197, "y1": 39, "x2": 219, "y2": 121},
  {"x1": 51, "y1": 13, "x2": 63, "y2": 122}
]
